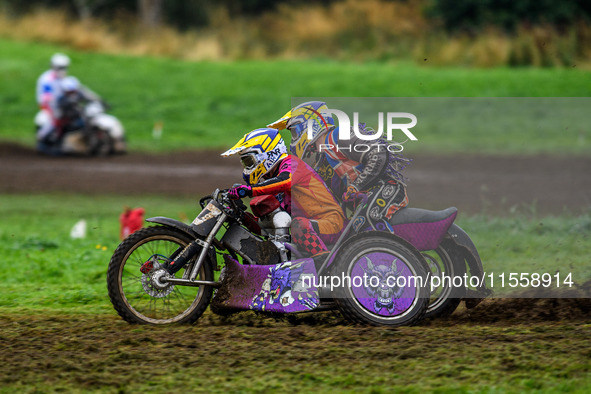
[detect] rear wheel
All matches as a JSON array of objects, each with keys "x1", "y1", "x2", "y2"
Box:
[
  {"x1": 423, "y1": 239, "x2": 466, "y2": 319},
  {"x1": 87, "y1": 127, "x2": 112, "y2": 156},
  {"x1": 107, "y1": 226, "x2": 214, "y2": 324},
  {"x1": 332, "y1": 234, "x2": 429, "y2": 326}
]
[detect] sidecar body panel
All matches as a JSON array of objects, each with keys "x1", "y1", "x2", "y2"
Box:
[{"x1": 211, "y1": 256, "x2": 320, "y2": 314}]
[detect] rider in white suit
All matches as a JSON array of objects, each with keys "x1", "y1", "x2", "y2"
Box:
[{"x1": 36, "y1": 53, "x2": 70, "y2": 143}]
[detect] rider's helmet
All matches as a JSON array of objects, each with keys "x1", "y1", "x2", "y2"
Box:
[
  {"x1": 221, "y1": 128, "x2": 288, "y2": 185},
  {"x1": 50, "y1": 53, "x2": 70, "y2": 78},
  {"x1": 267, "y1": 101, "x2": 334, "y2": 159},
  {"x1": 61, "y1": 76, "x2": 80, "y2": 93}
]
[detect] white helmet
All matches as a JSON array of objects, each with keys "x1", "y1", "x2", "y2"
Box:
[
  {"x1": 61, "y1": 76, "x2": 80, "y2": 92},
  {"x1": 51, "y1": 53, "x2": 70, "y2": 69}
]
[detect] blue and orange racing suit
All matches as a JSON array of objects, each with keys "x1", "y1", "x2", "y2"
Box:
[{"x1": 311, "y1": 126, "x2": 410, "y2": 219}]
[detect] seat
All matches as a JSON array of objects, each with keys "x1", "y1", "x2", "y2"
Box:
[{"x1": 388, "y1": 207, "x2": 458, "y2": 225}]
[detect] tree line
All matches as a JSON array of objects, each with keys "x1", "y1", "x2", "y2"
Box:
[
  {"x1": 1, "y1": 0, "x2": 589, "y2": 32},
  {"x1": 0, "y1": 0, "x2": 296, "y2": 29}
]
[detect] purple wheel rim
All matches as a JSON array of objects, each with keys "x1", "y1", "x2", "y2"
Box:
[{"x1": 349, "y1": 251, "x2": 418, "y2": 317}]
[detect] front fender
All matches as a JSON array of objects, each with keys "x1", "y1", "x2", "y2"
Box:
[
  {"x1": 146, "y1": 216, "x2": 220, "y2": 270},
  {"x1": 146, "y1": 216, "x2": 199, "y2": 238},
  {"x1": 447, "y1": 223, "x2": 492, "y2": 306}
]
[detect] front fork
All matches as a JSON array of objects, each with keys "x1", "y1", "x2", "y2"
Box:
[
  {"x1": 161, "y1": 213, "x2": 228, "y2": 288},
  {"x1": 188, "y1": 213, "x2": 227, "y2": 280}
]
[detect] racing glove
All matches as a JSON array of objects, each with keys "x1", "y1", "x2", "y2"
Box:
[
  {"x1": 228, "y1": 184, "x2": 252, "y2": 200},
  {"x1": 342, "y1": 185, "x2": 359, "y2": 202}
]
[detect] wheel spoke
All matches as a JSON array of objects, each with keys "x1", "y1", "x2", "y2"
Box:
[{"x1": 109, "y1": 227, "x2": 212, "y2": 324}]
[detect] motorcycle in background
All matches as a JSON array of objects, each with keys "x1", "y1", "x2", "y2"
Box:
[{"x1": 34, "y1": 100, "x2": 126, "y2": 156}]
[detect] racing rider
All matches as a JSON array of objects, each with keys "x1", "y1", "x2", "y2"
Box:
[
  {"x1": 268, "y1": 101, "x2": 411, "y2": 219},
  {"x1": 36, "y1": 53, "x2": 71, "y2": 146},
  {"x1": 222, "y1": 127, "x2": 346, "y2": 259},
  {"x1": 36, "y1": 54, "x2": 101, "y2": 154}
]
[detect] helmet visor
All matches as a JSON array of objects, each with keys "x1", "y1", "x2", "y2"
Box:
[
  {"x1": 240, "y1": 153, "x2": 258, "y2": 171},
  {"x1": 287, "y1": 121, "x2": 306, "y2": 140}
]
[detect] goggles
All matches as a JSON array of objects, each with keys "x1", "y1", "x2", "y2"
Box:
[
  {"x1": 240, "y1": 153, "x2": 258, "y2": 170},
  {"x1": 240, "y1": 144, "x2": 287, "y2": 171},
  {"x1": 287, "y1": 121, "x2": 307, "y2": 139}
]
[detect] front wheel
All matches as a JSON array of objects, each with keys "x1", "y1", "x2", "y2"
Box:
[
  {"x1": 332, "y1": 234, "x2": 430, "y2": 327},
  {"x1": 107, "y1": 226, "x2": 214, "y2": 324}
]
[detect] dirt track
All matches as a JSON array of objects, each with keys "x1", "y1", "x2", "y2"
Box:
[
  {"x1": 1, "y1": 142, "x2": 590, "y2": 214},
  {"x1": 1, "y1": 297, "x2": 590, "y2": 392}
]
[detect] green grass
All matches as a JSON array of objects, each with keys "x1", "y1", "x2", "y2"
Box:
[
  {"x1": 1, "y1": 38, "x2": 591, "y2": 154},
  {"x1": 459, "y1": 213, "x2": 591, "y2": 295},
  {"x1": 0, "y1": 193, "x2": 197, "y2": 314},
  {"x1": 0, "y1": 193, "x2": 589, "y2": 315}
]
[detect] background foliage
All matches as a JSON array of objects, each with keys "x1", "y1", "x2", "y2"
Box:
[
  {"x1": 1, "y1": 0, "x2": 590, "y2": 66},
  {"x1": 429, "y1": 0, "x2": 591, "y2": 33},
  {"x1": 3, "y1": 0, "x2": 590, "y2": 31}
]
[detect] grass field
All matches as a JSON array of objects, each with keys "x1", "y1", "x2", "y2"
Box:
[{"x1": 1, "y1": 38, "x2": 591, "y2": 154}]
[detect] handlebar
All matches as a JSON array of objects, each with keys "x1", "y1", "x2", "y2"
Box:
[
  {"x1": 198, "y1": 189, "x2": 227, "y2": 209},
  {"x1": 213, "y1": 188, "x2": 233, "y2": 205},
  {"x1": 200, "y1": 189, "x2": 246, "y2": 221}
]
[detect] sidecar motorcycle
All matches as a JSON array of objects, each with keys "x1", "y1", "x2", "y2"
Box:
[
  {"x1": 107, "y1": 187, "x2": 488, "y2": 327},
  {"x1": 35, "y1": 101, "x2": 126, "y2": 156}
]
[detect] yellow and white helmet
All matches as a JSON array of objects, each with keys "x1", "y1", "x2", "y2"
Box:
[
  {"x1": 267, "y1": 101, "x2": 335, "y2": 159},
  {"x1": 221, "y1": 128, "x2": 288, "y2": 185}
]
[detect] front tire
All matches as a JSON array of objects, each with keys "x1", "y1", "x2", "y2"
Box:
[
  {"x1": 107, "y1": 226, "x2": 214, "y2": 324},
  {"x1": 332, "y1": 234, "x2": 430, "y2": 327}
]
